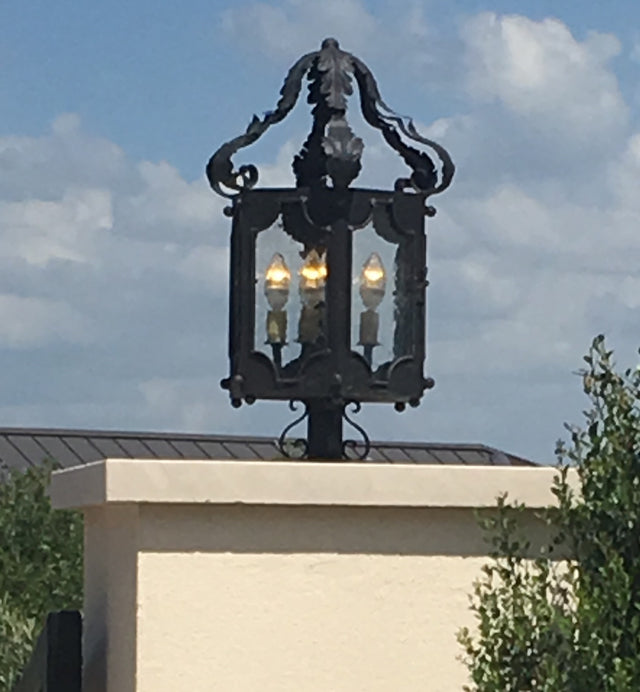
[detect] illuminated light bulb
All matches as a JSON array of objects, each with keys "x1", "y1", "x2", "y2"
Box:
[
  {"x1": 264, "y1": 253, "x2": 291, "y2": 310},
  {"x1": 359, "y1": 252, "x2": 386, "y2": 310},
  {"x1": 299, "y1": 249, "x2": 327, "y2": 307},
  {"x1": 298, "y1": 249, "x2": 327, "y2": 344}
]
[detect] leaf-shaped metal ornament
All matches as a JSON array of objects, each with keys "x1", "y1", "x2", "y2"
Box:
[
  {"x1": 316, "y1": 38, "x2": 354, "y2": 110},
  {"x1": 322, "y1": 116, "x2": 364, "y2": 188}
]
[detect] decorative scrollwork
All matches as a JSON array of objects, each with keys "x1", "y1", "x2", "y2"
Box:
[
  {"x1": 351, "y1": 58, "x2": 454, "y2": 196},
  {"x1": 277, "y1": 400, "x2": 310, "y2": 459},
  {"x1": 342, "y1": 401, "x2": 371, "y2": 461},
  {"x1": 276, "y1": 399, "x2": 371, "y2": 461},
  {"x1": 206, "y1": 51, "x2": 316, "y2": 197},
  {"x1": 206, "y1": 37, "x2": 454, "y2": 199}
]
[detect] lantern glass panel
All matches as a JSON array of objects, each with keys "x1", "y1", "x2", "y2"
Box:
[
  {"x1": 255, "y1": 215, "x2": 327, "y2": 369},
  {"x1": 351, "y1": 222, "x2": 406, "y2": 373}
]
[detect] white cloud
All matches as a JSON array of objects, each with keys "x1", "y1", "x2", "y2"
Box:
[
  {"x1": 618, "y1": 276, "x2": 640, "y2": 309},
  {"x1": 429, "y1": 137, "x2": 640, "y2": 380},
  {"x1": 139, "y1": 376, "x2": 227, "y2": 432},
  {"x1": 0, "y1": 115, "x2": 232, "y2": 425},
  {"x1": 178, "y1": 245, "x2": 229, "y2": 291},
  {"x1": 607, "y1": 133, "x2": 640, "y2": 212},
  {"x1": 219, "y1": 0, "x2": 444, "y2": 83},
  {"x1": 220, "y1": 0, "x2": 378, "y2": 61},
  {"x1": 128, "y1": 161, "x2": 221, "y2": 232},
  {"x1": 462, "y1": 14, "x2": 627, "y2": 142},
  {"x1": 51, "y1": 113, "x2": 82, "y2": 136},
  {"x1": 0, "y1": 187, "x2": 112, "y2": 267},
  {"x1": 0, "y1": 114, "x2": 133, "y2": 202},
  {"x1": 0, "y1": 295, "x2": 93, "y2": 347}
]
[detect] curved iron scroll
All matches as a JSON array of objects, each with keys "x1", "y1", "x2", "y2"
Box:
[
  {"x1": 206, "y1": 52, "x2": 316, "y2": 197},
  {"x1": 277, "y1": 400, "x2": 309, "y2": 459},
  {"x1": 342, "y1": 401, "x2": 371, "y2": 461},
  {"x1": 277, "y1": 399, "x2": 371, "y2": 461},
  {"x1": 351, "y1": 58, "x2": 455, "y2": 195},
  {"x1": 207, "y1": 38, "x2": 454, "y2": 198}
]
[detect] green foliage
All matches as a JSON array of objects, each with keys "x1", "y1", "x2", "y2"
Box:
[
  {"x1": 0, "y1": 462, "x2": 83, "y2": 690},
  {"x1": 0, "y1": 595, "x2": 36, "y2": 691},
  {"x1": 459, "y1": 335, "x2": 640, "y2": 691}
]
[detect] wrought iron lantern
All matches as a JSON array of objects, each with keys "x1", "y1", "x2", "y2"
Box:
[{"x1": 207, "y1": 38, "x2": 454, "y2": 460}]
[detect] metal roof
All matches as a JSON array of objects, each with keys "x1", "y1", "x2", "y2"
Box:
[{"x1": 0, "y1": 426, "x2": 537, "y2": 473}]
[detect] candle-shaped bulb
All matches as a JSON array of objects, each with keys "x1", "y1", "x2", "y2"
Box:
[
  {"x1": 359, "y1": 252, "x2": 386, "y2": 310},
  {"x1": 264, "y1": 253, "x2": 291, "y2": 310},
  {"x1": 297, "y1": 249, "x2": 327, "y2": 345},
  {"x1": 299, "y1": 249, "x2": 327, "y2": 307}
]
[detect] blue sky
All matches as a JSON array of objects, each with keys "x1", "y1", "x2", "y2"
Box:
[
  {"x1": 2, "y1": 0, "x2": 640, "y2": 463},
  {"x1": 5, "y1": 0, "x2": 640, "y2": 176}
]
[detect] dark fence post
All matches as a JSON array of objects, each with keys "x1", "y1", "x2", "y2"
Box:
[{"x1": 12, "y1": 610, "x2": 82, "y2": 692}]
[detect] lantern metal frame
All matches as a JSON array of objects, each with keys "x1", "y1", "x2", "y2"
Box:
[{"x1": 207, "y1": 38, "x2": 454, "y2": 460}]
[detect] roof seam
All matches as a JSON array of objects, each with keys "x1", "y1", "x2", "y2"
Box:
[
  {"x1": 83, "y1": 436, "x2": 108, "y2": 459},
  {"x1": 219, "y1": 441, "x2": 238, "y2": 460},
  {"x1": 4, "y1": 435, "x2": 36, "y2": 468},
  {"x1": 111, "y1": 438, "x2": 134, "y2": 458},
  {"x1": 31, "y1": 436, "x2": 57, "y2": 466},
  {"x1": 134, "y1": 437, "x2": 159, "y2": 458},
  {"x1": 163, "y1": 440, "x2": 186, "y2": 459},
  {"x1": 191, "y1": 440, "x2": 213, "y2": 459},
  {"x1": 56, "y1": 436, "x2": 86, "y2": 465}
]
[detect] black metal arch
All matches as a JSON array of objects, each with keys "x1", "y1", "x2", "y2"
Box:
[{"x1": 206, "y1": 37, "x2": 454, "y2": 198}]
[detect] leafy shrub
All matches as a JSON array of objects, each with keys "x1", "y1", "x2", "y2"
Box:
[
  {"x1": 0, "y1": 595, "x2": 36, "y2": 691},
  {"x1": 459, "y1": 335, "x2": 640, "y2": 691},
  {"x1": 0, "y1": 462, "x2": 83, "y2": 690}
]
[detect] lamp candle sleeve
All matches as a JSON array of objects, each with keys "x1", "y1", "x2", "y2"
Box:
[
  {"x1": 358, "y1": 309, "x2": 379, "y2": 346},
  {"x1": 266, "y1": 309, "x2": 287, "y2": 344},
  {"x1": 298, "y1": 303, "x2": 324, "y2": 344}
]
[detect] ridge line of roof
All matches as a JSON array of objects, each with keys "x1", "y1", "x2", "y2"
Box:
[
  {"x1": 0, "y1": 427, "x2": 539, "y2": 468},
  {"x1": 0, "y1": 426, "x2": 538, "y2": 465},
  {"x1": 0, "y1": 426, "x2": 500, "y2": 451}
]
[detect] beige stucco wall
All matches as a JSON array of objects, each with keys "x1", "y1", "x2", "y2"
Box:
[
  {"x1": 82, "y1": 504, "x2": 138, "y2": 692},
  {"x1": 51, "y1": 459, "x2": 563, "y2": 692}
]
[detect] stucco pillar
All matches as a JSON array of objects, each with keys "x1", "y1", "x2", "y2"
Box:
[{"x1": 50, "y1": 459, "x2": 559, "y2": 691}]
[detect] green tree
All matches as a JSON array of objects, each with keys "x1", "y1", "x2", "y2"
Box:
[
  {"x1": 459, "y1": 335, "x2": 640, "y2": 691},
  {"x1": 0, "y1": 462, "x2": 83, "y2": 690}
]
